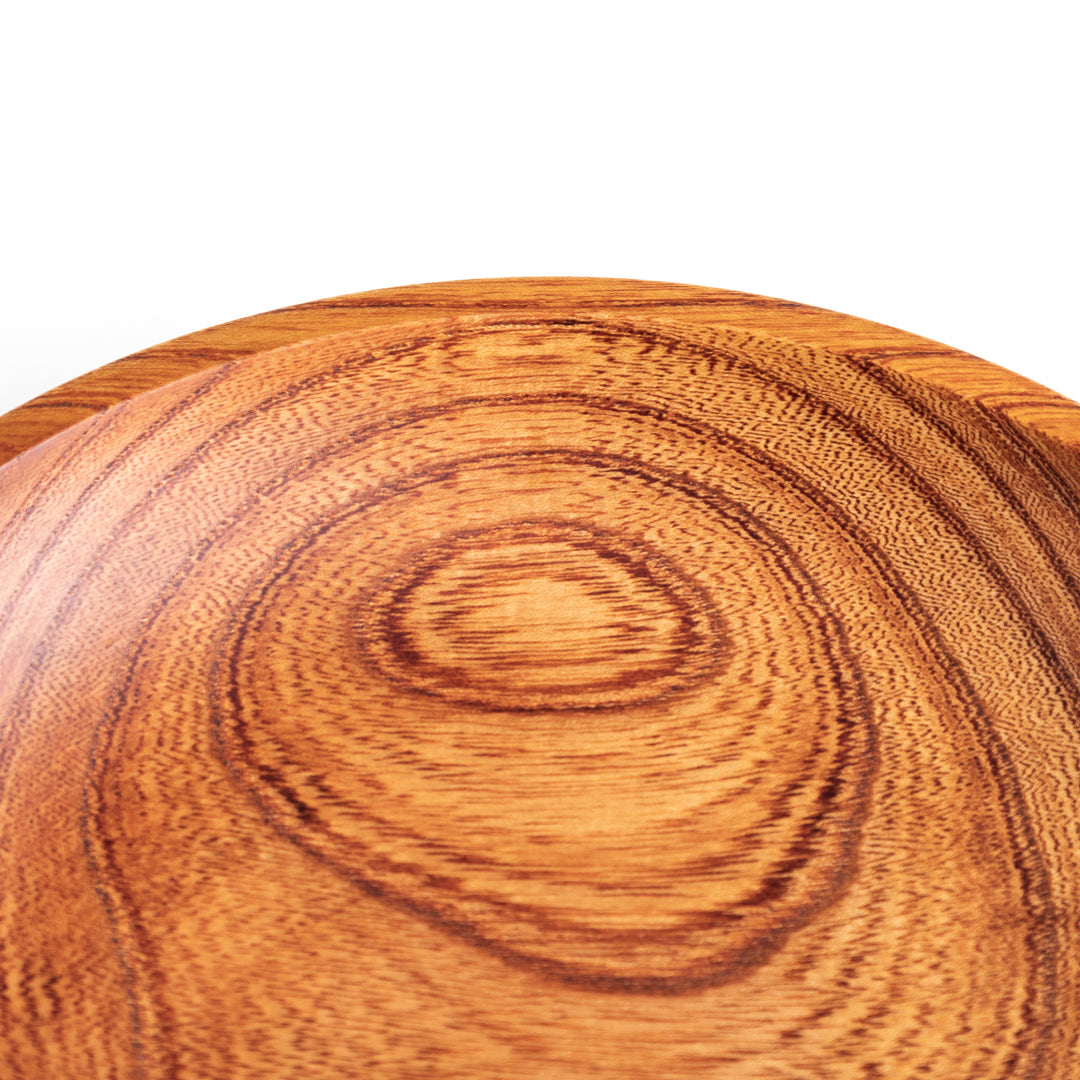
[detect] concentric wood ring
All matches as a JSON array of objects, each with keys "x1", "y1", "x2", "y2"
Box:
[
  {"x1": 2, "y1": 281, "x2": 1079, "y2": 1078},
  {"x1": 354, "y1": 519, "x2": 721, "y2": 712}
]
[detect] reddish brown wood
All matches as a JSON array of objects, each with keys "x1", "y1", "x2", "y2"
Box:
[{"x1": 2, "y1": 279, "x2": 1079, "y2": 1078}]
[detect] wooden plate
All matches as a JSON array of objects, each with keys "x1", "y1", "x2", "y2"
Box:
[{"x1": 3, "y1": 278, "x2": 1079, "y2": 1078}]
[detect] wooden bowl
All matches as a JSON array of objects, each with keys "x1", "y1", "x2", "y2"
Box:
[{"x1": 2, "y1": 278, "x2": 1079, "y2": 1078}]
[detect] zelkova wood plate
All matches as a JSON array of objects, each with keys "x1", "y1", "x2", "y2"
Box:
[{"x1": 2, "y1": 279, "x2": 1080, "y2": 1080}]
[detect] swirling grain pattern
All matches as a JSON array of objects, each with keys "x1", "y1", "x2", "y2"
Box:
[{"x1": 1, "y1": 280, "x2": 1080, "y2": 1078}]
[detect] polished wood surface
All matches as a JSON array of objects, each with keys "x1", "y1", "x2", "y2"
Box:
[{"x1": 2, "y1": 279, "x2": 1080, "y2": 1078}]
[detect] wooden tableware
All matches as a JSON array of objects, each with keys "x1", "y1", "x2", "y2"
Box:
[{"x1": 2, "y1": 278, "x2": 1079, "y2": 1078}]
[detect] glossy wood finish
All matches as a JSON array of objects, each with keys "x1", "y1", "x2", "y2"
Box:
[{"x1": 2, "y1": 279, "x2": 1080, "y2": 1078}]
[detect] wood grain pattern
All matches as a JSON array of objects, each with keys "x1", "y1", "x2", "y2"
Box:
[{"x1": 2, "y1": 279, "x2": 1080, "y2": 1078}]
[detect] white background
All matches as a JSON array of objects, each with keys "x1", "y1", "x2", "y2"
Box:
[{"x1": 1, "y1": 2, "x2": 1076, "y2": 418}]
